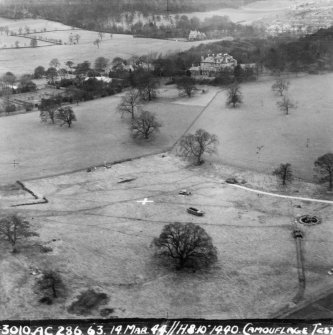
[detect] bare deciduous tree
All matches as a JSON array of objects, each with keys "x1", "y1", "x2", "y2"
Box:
[
  {"x1": 94, "y1": 56, "x2": 109, "y2": 73},
  {"x1": 40, "y1": 109, "x2": 57, "y2": 124},
  {"x1": 117, "y1": 89, "x2": 141, "y2": 119},
  {"x1": 37, "y1": 270, "x2": 66, "y2": 303},
  {"x1": 0, "y1": 215, "x2": 38, "y2": 253},
  {"x1": 277, "y1": 95, "x2": 296, "y2": 115},
  {"x1": 55, "y1": 106, "x2": 77, "y2": 127},
  {"x1": 272, "y1": 77, "x2": 289, "y2": 96},
  {"x1": 49, "y1": 58, "x2": 61, "y2": 69},
  {"x1": 314, "y1": 153, "x2": 333, "y2": 191},
  {"x1": 153, "y1": 222, "x2": 217, "y2": 270},
  {"x1": 226, "y1": 83, "x2": 242, "y2": 108},
  {"x1": 178, "y1": 129, "x2": 218, "y2": 165},
  {"x1": 130, "y1": 110, "x2": 161, "y2": 139},
  {"x1": 93, "y1": 38, "x2": 101, "y2": 48},
  {"x1": 75, "y1": 34, "x2": 80, "y2": 43},
  {"x1": 273, "y1": 163, "x2": 293, "y2": 186},
  {"x1": 176, "y1": 76, "x2": 197, "y2": 97}
]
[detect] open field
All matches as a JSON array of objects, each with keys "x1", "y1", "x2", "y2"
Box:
[
  {"x1": 0, "y1": 17, "x2": 74, "y2": 33},
  {"x1": 187, "y1": 73, "x2": 333, "y2": 181},
  {"x1": 0, "y1": 90, "x2": 206, "y2": 185},
  {"x1": 0, "y1": 154, "x2": 332, "y2": 319},
  {"x1": 0, "y1": 73, "x2": 331, "y2": 185}
]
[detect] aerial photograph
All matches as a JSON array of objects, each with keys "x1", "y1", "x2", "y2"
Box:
[{"x1": 0, "y1": 0, "x2": 332, "y2": 321}]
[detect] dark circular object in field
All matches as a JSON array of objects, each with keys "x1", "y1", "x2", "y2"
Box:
[{"x1": 298, "y1": 215, "x2": 321, "y2": 226}]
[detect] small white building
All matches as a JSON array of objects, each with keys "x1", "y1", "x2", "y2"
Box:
[{"x1": 84, "y1": 76, "x2": 112, "y2": 83}]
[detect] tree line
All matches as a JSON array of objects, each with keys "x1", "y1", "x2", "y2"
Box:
[
  {"x1": 152, "y1": 26, "x2": 333, "y2": 78},
  {"x1": 0, "y1": 0, "x2": 261, "y2": 21}
]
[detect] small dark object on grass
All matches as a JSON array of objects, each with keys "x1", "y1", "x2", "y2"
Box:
[
  {"x1": 293, "y1": 229, "x2": 303, "y2": 239},
  {"x1": 118, "y1": 178, "x2": 136, "y2": 184},
  {"x1": 87, "y1": 167, "x2": 96, "y2": 172},
  {"x1": 179, "y1": 190, "x2": 191, "y2": 196},
  {"x1": 187, "y1": 207, "x2": 204, "y2": 216},
  {"x1": 225, "y1": 177, "x2": 238, "y2": 184}
]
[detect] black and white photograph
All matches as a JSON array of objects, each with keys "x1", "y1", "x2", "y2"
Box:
[{"x1": 0, "y1": 0, "x2": 333, "y2": 323}]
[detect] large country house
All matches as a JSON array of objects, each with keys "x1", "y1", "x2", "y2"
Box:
[
  {"x1": 190, "y1": 53, "x2": 256, "y2": 77},
  {"x1": 189, "y1": 53, "x2": 237, "y2": 76}
]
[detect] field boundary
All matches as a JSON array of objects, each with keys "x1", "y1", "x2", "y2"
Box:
[
  {"x1": 21, "y1": 150, "x2": 170, "y2": 183},
  {"x1": 12, "y1": 180, "x2": 48, "y2": 207},
  {"x1": 170, "y1": 89, "x2": 224, "y2": 150}
]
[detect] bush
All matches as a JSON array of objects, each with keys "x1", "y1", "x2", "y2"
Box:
[
  {"x1": 36, "y1": 270, "x2": 66, "y2": 303},
  {"x1": 67, "y1": 289, "x2": 109, "y2": 316},
  {"x1": 5, "y1": 104, "x2": 16, "y2": 114},
  {"x1": 59, "y1": 78, "x2": 74, "y2": 87},
  {"x1": 82, "y1": 92, "x2": 94, "y2": 101},
  {"x1": 24, "y1": 103, "x2": 34, "y2": 112}
]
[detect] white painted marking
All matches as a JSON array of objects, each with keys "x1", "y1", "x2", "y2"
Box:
[{"x1": 136, "y1": 198, "x2": 154, "y2": 205}]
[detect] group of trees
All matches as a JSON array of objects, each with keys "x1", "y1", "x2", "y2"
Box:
[
  {"x1": 0, "y1": 71, "x2": 37, "y2": 114},
  {"x1": 150, "y1": 26, "x2": 333, "y2": 79},
  {"x1": 40, "y1": 104, "x2": 77, "y2": 128},
  {"x1": 0, "y1": 214, "x2": 66, "y2": 304},
  {"x1": 117, "y1": 86, "x2": 161, "y2": 139},
  {"x1": 273, "y1": 153, "x2": 333, "y2": 192},
  {"x1": 272, "y1": 77, "x2": 297, "y2": 115}
]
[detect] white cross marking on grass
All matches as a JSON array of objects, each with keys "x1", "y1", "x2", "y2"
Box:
[{"x1": 136, "y1": 198, "x2": 154, "y2": 205}]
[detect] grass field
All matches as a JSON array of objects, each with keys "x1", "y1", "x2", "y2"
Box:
[
  {"x1": 0, "y1": 154, "x2": 332, "y2": 319},
  {"x1": 0, "y1": 90, "x2": 204, "y2": 185},
  {"x1": 186, "y1": 73, "x2": 333, "y2": 181},
  {"x1": 0, "y1": 17, "x2": 73, "y2": 32},
  {"x1": 0, "y1": 73, "x2": 331, "y2": 185}
]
